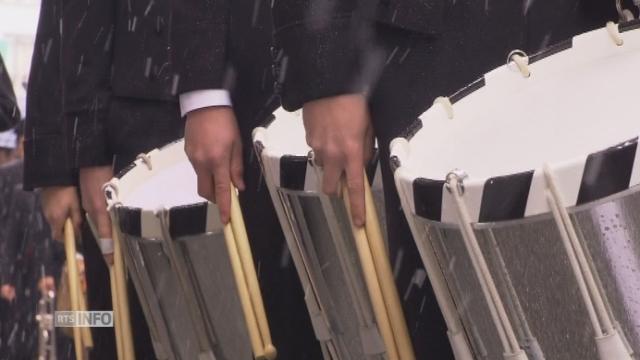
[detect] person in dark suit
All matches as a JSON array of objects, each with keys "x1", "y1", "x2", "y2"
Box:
[
  {"x1": 269, "y1": 0, "x2": 625, "y2": 358},
  {"x1": 0, "y1": 54, "x2": 20, "y2": 133},
  {"x1": 0, "y1": 122, "x2": 69, "y2": 359},
  {"x1": 168, "y1": 0, "x2": 323, "y2": 358},
  {"x1": 26, "y1": 0, "x2": 320, "y2": 358}
]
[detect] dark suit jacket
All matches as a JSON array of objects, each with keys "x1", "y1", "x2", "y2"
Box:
[
  {"x1": 38, "y1": 0, "x2": 184, "y2": 172},
  {"x1": 272, "y1": 0, "x2": 622, "y2": 112},
  {"x1": 0, "y1": 54, "x2": 20, "y2": 133},
  {"x1": 269, "y1": 1, "x2": 624, "y2": 358},
  {"x1": 23, "y1": 0, "x2": 77, "y2": 190}
]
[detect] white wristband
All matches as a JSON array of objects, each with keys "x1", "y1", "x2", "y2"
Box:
[{"x1": 98, "y1": 238, "x2": 114, "y2": 255}]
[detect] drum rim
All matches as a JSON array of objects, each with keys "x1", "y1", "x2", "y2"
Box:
[
  {"x1": 254, "y1": 113, "x2": 382, "y2": 192},
  {"x1": 391, "y1": 22, "x2": 640, "y2": 225},
  {"x1": 104, "y1": 139, "x2": 222, "y2": 239}
]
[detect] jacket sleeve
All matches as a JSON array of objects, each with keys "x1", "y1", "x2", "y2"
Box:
[
  {"x1": 170, "y1": 0, "x2": 231, "y2": 94},
  {"x1": 60, "y1": 0, "x2": 115, "y2": 168},
  {"x1": 271, "y1": 0, "x2": 375, "y2": 111},
  {"x1": 0, "y1": 54, "x2": 21, "y2": 132},
  {"x1": 23, "y1": 0, "x2": 77, "y2": 190}
]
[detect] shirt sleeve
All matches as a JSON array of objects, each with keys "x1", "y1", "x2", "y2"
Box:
[{"x1": 179, "y1": 89, "x2": 233, "y2": 117}]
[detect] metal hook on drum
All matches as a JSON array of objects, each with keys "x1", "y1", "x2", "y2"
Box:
[
  {"x1": 434, "y1": 97, "x2": 454, "y2": 120},
  {"x1": 445, "y1": 170, "x2": 467, "y2": 195},
  {"x1": 102, "y1": 180, "x2": 122, "y2": 211},
  {"x1": 136, "y1": 153, "x2": 153, "y2": 170},
  {"x1": 507, "y1": 50, "x2": 531, "y2": 78}
]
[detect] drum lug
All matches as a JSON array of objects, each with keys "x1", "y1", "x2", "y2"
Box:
[
  {"x1": 389, "y1": 138, "x2": 411, "y2": 173},
  {"x1": 434, "y1": 96, "x2": 454, "y2": 119},
  {"x1": 445, "y1": 169, "x2": 468, "y2": 195},
  {"x1": 103, "y1": 180, "x2": 122, "y2": 210},
  {"x1": 136, "y1": 153, "x2": 153, "y2": 170},
  {"x1": 606, "y1": 22, "x2": 625, "y2": 46},
  {"x1": 507, "y1": 50, "x2": 531, "y2": 78}
]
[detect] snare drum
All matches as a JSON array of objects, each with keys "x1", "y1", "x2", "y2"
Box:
[
  {"x1": 253, "y1": 109, "x2": 395, "y2": 359},
  {"x1": 392, "y1": 21, "x2": 640, "y2": 360},
  {"x1": 103, "y1": 139, "x2": 256, "y2": 360}
]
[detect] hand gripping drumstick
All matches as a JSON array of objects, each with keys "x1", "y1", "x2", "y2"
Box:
[
  {"x1": 112, "y1": 222, "x2": 136, "y2": 360},
  {"x1": 228, "y1": 186, "x2": 277, "y2": 359},
  {"x1": 342, "y1": 174, "x2": 416, "y2": 360},
  {"x1": 63, "y1": 219, "x2": 85, "y2": 360}
]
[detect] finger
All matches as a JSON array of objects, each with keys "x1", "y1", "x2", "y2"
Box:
[
  {"x1": 346, "y1": 154, "x2": 366, "y2": 227},
  {"x1": 103, "y1": 254, "x2": 114, "y2": 266},
  {"x1": 321, "y1": 157, "x2": 343, "y2": 196},
  {"x1": 212, "y1": 160, "x2": 232, "y2": 224},
  {"x1": 196, "y1": 171, "x2": 215, "y2": 202},
  {"x1": 230, "y1": 141, "x2": 245, "y2": 191},
  {"x1": 93, "y1": 208, "x2": 113, "y2": 240}
]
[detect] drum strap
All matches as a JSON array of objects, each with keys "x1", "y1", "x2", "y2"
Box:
[{"x1": 446, "y1": 172, "x2": 528, "y2": 359}]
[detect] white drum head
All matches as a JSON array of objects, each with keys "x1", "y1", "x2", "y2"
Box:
[
  {"x1": 105, "y1": 139, "x2": 221, "y2": 239},
  {"x1": 392, "y1": 23, "x2": 640, "y2": 223},
  {"x1": 112, "y1": 140, "x2": 204, "y2": 209}
]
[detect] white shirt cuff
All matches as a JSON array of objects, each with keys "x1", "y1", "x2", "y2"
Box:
[{"x1": 179, "y1": 89, "x2": 232, "y2": 117}]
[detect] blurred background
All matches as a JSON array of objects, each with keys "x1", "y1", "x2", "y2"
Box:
[{"x1": 0, "y1": 0, "x2": 40, "y2": 116}]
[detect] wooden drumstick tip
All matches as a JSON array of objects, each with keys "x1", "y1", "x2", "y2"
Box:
[{"x1": 263, "y1": 344, "x2": 277, "y2": 360}]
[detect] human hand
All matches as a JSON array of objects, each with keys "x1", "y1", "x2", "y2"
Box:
[
  {"x1": 0, "y1": 284, "x2": 16, "y2": 302},
  {"x1": 79, "y1": 166, "x2": 114, "y2": 266},
  {"x1": 41, "y1": 186, "x2": 82, "y2": 242},
  {"x1": 302, "y1": 94, "x2": 374, "y2": 227},
  {"x1": 185, "y1": 106, "x2": 244, "y2": 224}
]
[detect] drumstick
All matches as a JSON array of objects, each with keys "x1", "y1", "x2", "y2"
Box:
[
  {"x1": 86, "y1": 214, "x2": 124, "y2": 359},
  {"x1": 112, "y1": 223, "x2": 136, "y2": 360},
  {"x1": 228, "y1": 187, "x2": 278, "y2": 360},
  {"x1": 63, "y1": 219, "x2": 84, "y2": 360},
  {"x1": 76, "y1": 264, "x2": 94, "y2": 349},
  {"x1": 223, "y1": 221, "x2": 267, "y2": 359},
  {"x1": 110, "y1": 266, "x2": 125, "y2": 360},
  {"x1": 362, "y1": 175, "x2": 415, "y2": 360},
  {"x1": 342, "y1": 186, "x2": 400, "y2": 360}
]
